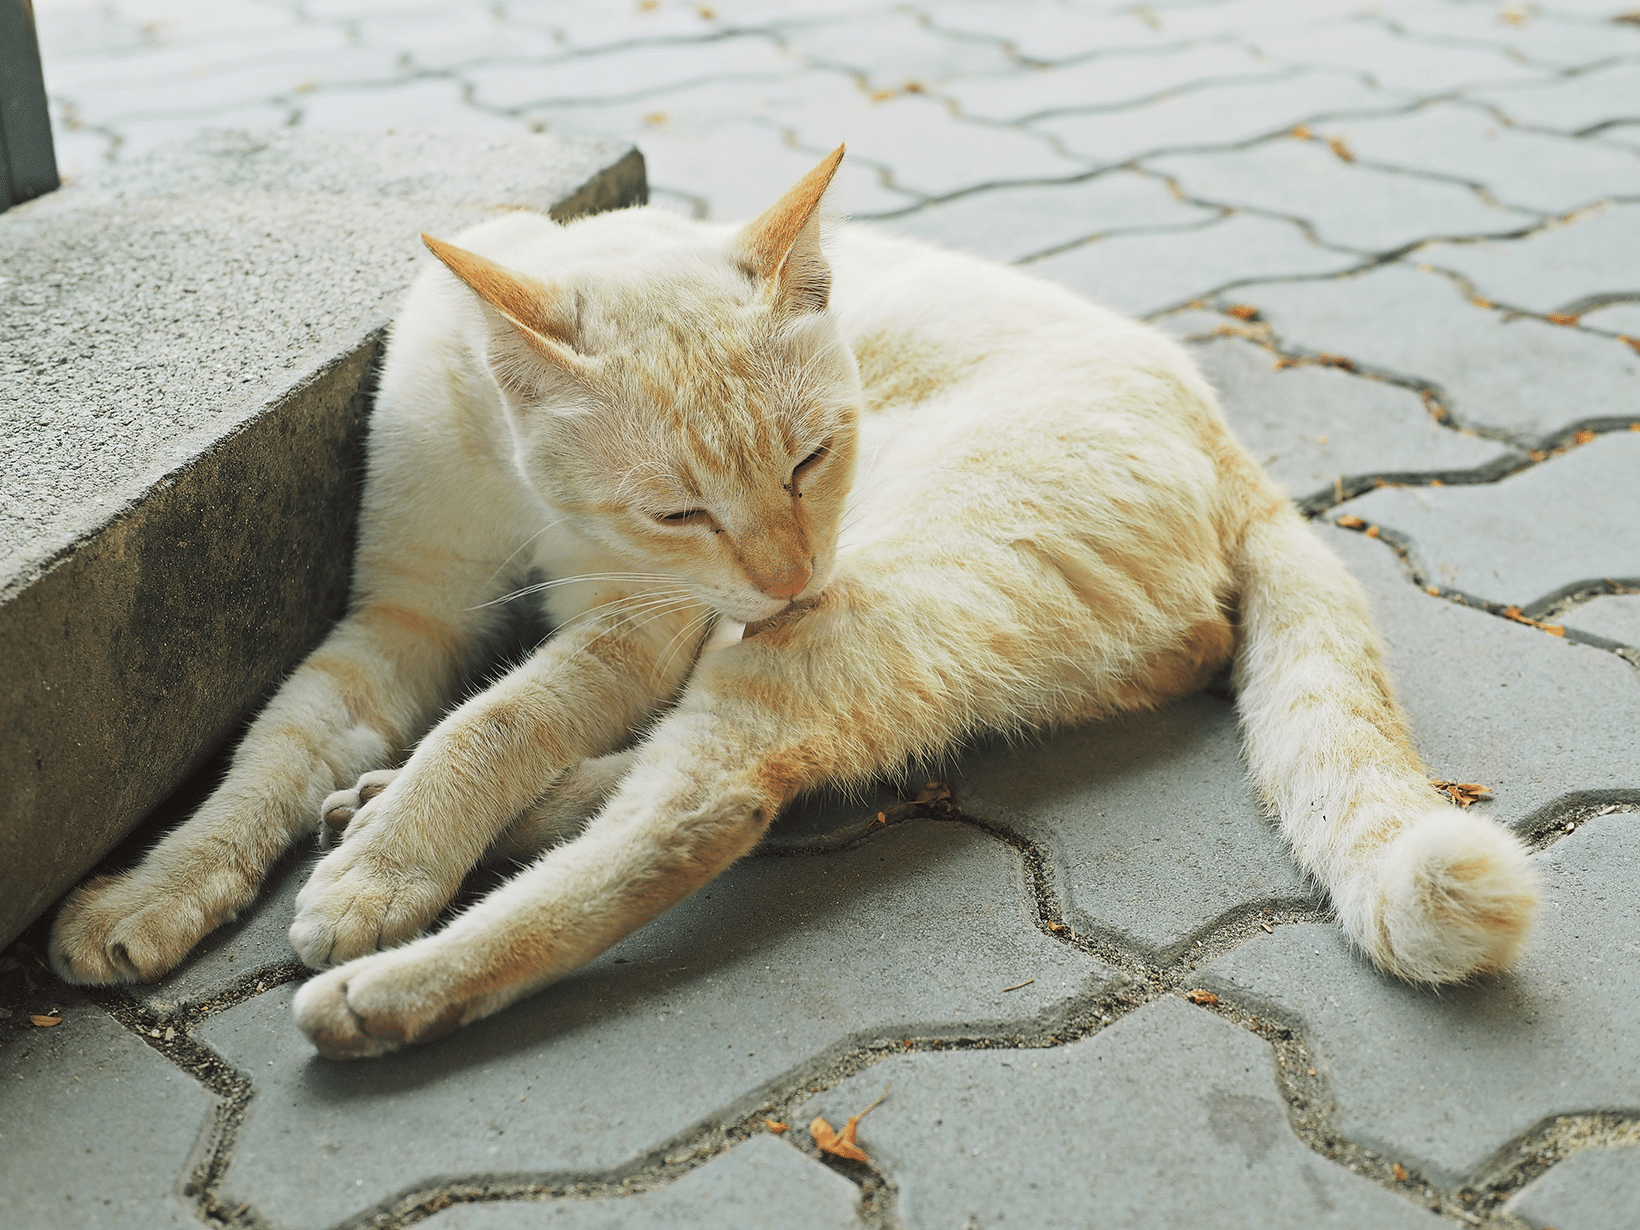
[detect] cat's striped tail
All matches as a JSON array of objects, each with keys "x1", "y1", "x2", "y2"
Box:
[{"x1": 1231, "y1": 505, "x2": 1538, "y2": 983}]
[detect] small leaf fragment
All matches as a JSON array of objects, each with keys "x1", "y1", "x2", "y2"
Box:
[
  {"x1": 765, "y1": 1119, "x2": 789, "y2": 1134},
  {"x1": 1393, "y1": 1162, "x2": 1409, "y2": 1181},
  {"x1": 811, "y1": 1087, "x2": 889, "y2": 1163},
  {"x1": 1433, "y1": 781, "x2": 1493, "y2": 808},
  {"x1": 1291, "y1": 124, "x2": 1312, "y2": 140},
  {"x1": 1336, "y1": 515, "x2": 1366, "y2": 529},
  {"x1": 1545, "y1": 312, "x2": 1579, "y2": 326},
  {"x1": 1327, "y1": 136, "x2": 1355, "y2": 162},
  {"x1": 29, "y1": 1014, "x2": 62, "y2": 1027},
  {"x1": 1226, "y1": 304, "x2": 1260, "y2": 321},
  {"x1": 1186, "y1": 989, "x2": 1219, "y2": 1005}
]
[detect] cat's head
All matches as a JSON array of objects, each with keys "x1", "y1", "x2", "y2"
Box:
[{"x1": 424, "y1": 146, "x2": 860, "y2": 626}]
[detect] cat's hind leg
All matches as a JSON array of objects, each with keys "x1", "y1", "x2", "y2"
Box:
[{"x1": 1233, "y1": 503, "x2": 1538, "y2": 983}]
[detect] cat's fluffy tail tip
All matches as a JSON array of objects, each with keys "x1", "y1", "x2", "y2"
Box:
[{"x1": 1368, "y1": 808, "x2": 1538, "y2": 985}]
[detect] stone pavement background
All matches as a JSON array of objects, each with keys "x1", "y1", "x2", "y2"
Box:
[{"x1": 4, "y1": 0, "x2": 1640, "y2": 1227}]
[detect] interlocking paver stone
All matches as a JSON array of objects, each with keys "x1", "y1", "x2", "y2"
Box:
[
  {"x1": 1417, "y1": 203, "x2": 1640, "y2": 316},
  {"x1": 426, "y1": 1136, "x2": 861, "y2": 1229},
  {"x1": 1191, "y1": 335, "x2": 1514, "y2": 504},
  {"x1": 1469, "y1": 60, "x2": 1640, "y2": 134},
  {"x1": 1027, "y1": 211, "x2": 1360, "y2": 318},
  {"x1": 1371, "y1": 1, "x2": 1640, "y2": 69},
  {"x1": 801, "y1": 996, "x2": 1441, "y2": 1229},
  {"x1": 1239, "y1": 19, "x2": 1544, "y2": 93},
  {"x1": 953, "y1": 692, "x2": 1315, "y2": 962},
  {"x1": 876, "y1": 170, "x2": 1220, "y2": 263},
  {"x1": 1035, "y1": 68, "x2": 1404, "y2": 166},
  {"x1": 938, "y1": 41, "x2": 1274, "y2": 124},
  {"x1": 1314, "y1": 102, "x2": 1640, "y2": 214},
  {"x1": 1200, "y1": 810, "x2": 1640, "y2": 1188},
  {"x1": 1336, "y1": 431, "x2": 1640, "y2": 607},
  {"x1": 0, "y1": 991, "x2": 215, "y2": 1228},
  {"x1": 1146, "y1": 138, "x2": 1538, "y2": 252},
  {"x1": 1502, "y1": 1144, "x2": 1640, "y2": 1230},
  {"x1": 1566, "y1": 593, "x2": 1640, "y2": 646},
  {"x1": 1230, "y1": 263, "x2": 1640, "y2": 438},
  {"x1": 197, "y1": 821, "x2": 1109, "y2": 1229},
  {"x1": 1322, "y1": 527, "x2": 1640, "y2": 830}
]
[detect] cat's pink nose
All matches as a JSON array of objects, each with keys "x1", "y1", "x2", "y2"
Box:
[{"x1": 762, "y1": 566, "x2": 812, "y2": 601}]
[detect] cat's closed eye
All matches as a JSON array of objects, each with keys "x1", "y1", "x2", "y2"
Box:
[{"x1": 656, "y1": 509, "x2": 710, "y2": 527}]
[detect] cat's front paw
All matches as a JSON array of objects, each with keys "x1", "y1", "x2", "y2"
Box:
[
  {"x1": 292, "y1": 953, "x2": 466, "y2": 1059},
  {"x1": 1360, "y1": 807, "x2": 1539, "y2": 984},
  {"x1": 289, "y1": 840, "x2": 452, "y2": 968},
  {"x1": 51, "y1": 869, "x2": 241, "y2": 985}
]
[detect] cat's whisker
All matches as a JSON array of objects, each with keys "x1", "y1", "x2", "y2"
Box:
[
  {"x1": 483, "y1": 515, "x2": 574, "y2": 590},
  {"x1": 470, "y1": 571, "x2": 682, "y2": 611},
  {"x1": 651, "y1": 608, "x2": 719, "y2": 688}
]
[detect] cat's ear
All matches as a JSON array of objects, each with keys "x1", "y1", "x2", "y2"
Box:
[
  {"x1": 732, "y1": 143, "x2": 844, "y2": 315},
  {"x1": 420, "y1": 233, "x2": 588, "y2": 379}
]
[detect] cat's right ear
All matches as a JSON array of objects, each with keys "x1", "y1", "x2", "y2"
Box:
[{"x1": 420, "y1": 233, "x2": 591, "y2": 386}]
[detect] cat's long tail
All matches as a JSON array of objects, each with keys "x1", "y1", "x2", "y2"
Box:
[{"x1": 1231, "y1": 505, "x2": 1538, "y2": 983}]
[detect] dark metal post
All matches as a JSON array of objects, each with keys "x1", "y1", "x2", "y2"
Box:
[{"x1": 1, "y1": 0, "x2": 59, "y2": 211}]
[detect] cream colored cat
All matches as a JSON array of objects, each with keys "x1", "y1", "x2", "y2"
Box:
[{"x1": 51, "y1": 148, "x2": 1538, "y2": 1058}]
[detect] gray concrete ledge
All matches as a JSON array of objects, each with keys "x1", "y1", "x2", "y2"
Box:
[{"x1": 0, "y1": 129, "x2": 646, "y2": 949}]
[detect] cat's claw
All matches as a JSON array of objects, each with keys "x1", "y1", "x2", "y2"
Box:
[
  {"x1": 293, "y1": 954, "x2": 466, "y2": 1059},
  {"x1": 50, "y1": 870, "x2": 240, "y2": 985}
]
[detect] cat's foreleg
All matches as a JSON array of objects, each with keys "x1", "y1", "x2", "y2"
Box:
[
  {"x1": 288, "y1": 607, "x2": 710, "y2": 968},
  {"x1": 481, "y1": 751, "x2": 639, "y2": 865},
  {"x1": 50, "y1": 603, "x2": 472, "y2": 984},
  {"x1": 1233, "y1": 507, "x2": 1538, "y2": 983}
]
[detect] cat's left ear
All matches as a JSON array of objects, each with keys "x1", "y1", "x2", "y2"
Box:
[
  {"x1": 420, "y1": 233, "x2": 588, "y2": 378},
  {"x1": 732, "y1": 143, "x2": 844, "y2": 316}
]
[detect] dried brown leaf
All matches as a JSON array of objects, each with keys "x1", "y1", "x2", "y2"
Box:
[
  {"x1": 1327, "y1": 136, "x2": 1355, "y2": 162},
  {"x1": 1290, "y1": 124, "x2": 1313, "y2": 140},
  {"x1": 1546, "y1": 311, "x2": 1579, "y2": 326},
  {"x1": 1433, "y1": 781, "x2": 1493, "y2": 808},
  {"x1": 1336, "y1": 515, "x2": 1366, "y2": 529},
  {"x1": 1393, "y1": 1162, "x2": 1409, "y2": 1181},
  {"x1": 1186, "y1": 989, "x2": 1219, "y2": 1005},
  {"x1": 29, "y1": 1014, "x2": 62, "y2": 1027},
  {"x1": 1574, "y1": 429, "x2": 1597, "y2": 445},
  {"x1": 765, "y1": 1119, "x2": 789, "y2": 1134},
  {"x1": 1226, "y1": 304, "x2": 1260, "y2": 320},
  {"x1": 811, "y1": 1088, "x2": 889, "y2": 1163}
]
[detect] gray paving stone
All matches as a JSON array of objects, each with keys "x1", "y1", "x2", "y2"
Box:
[
  {"x1": 1192, "y1": 334, "x2": 1515, "y2": 504},
  {"x1": 875, "y1": 171, "x2": 1221, "y2": 264},
  {"x1": 1146, "y1": 138, "x2": 1538, "y2": 253},
  {"x1": 914, "y1": 0, "x2": 1184, "y2": 63},
  {"x1": 802, "y1": 996, "x2": 1440, "y2": 1229},
  {"x1": 1314, "y1": 102, "x2": 1640, "y2": 215},
  {"x1": 1583, "y1": 302, "x2": 1640, "y2": 335},
  {"x1": 938, "y1": 41, "x2": 1276, "y2": 124},
  {"x1": 1321, "y1": 525, "x2": 1640, "y2": 831},
  {"x1": 1470, "y1": 60, "x2": 1640, "y2": 134},
  {"x1": 427, "y1": 1135, "x2": 861, "y2": 1229},
  {"x1": 349, "y1": 8, "x2": 569, "y2": 71},
  {"x1": 1502, "y1": 1144, "x2": 1640, "y2": 1230},
  {"x1": 1239, "y1": 19, "x2": 1545, "y2": 93},
  {"x1": 1372, "y1": 1, "x2": 1640, "y2": 69},
  {"x1": 198, "y1": 821, "x2": 1109, "y2": 1229},
  {"x1": 293, "y1": 78, "x2": 528, "y2": 137},
  {"x1": 1417, "y1": 204, "x2": 1640, "y2": 316},
  {"x1": 1231, "y1": 264, "x2": 1640, "y2": 438},
  {"x1": 1201, "y1": 810, "x2": 1640, "y2": 1188},
  {"x1": 465, "y1": 38, "x2": 791, "y2": 112},
  {"x1": 730, "y1": 70, "x2": 1087, "y2": 197},
  {"x1": 0, "y1": 992, "x2": 213, "y2": 1228},
  {"x1": 1566, "y1": 593, "x2": 1640, "y2": 646},
  {"x1": 779, "y1": 7, "x2": 1013, "y2": 88},
  {"x1": 1337, "y1": 431, "x2": 1640, "y2": 607},
  {"x1": 952, "y1": 691, "x2": 1316, "y2": 963},
  {"x1": 1035, "y1": 67, "x2": 1406, "y2": 166},
  {"x1": 1027, "y1": 212, "x2": 1361, "y2": 318}
]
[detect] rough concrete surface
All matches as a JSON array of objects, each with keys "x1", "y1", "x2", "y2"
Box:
[
  {"x1": 5, "y1": 1, "x2": 1639, "y2": 1228},
  {"x1": 0, "y1": 128, "x2": 645, "y2": 949}
]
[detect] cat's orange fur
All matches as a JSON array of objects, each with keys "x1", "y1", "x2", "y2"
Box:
[{"x1": 51, "y1": 148, "x2": 1536, "y2": 1057}]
